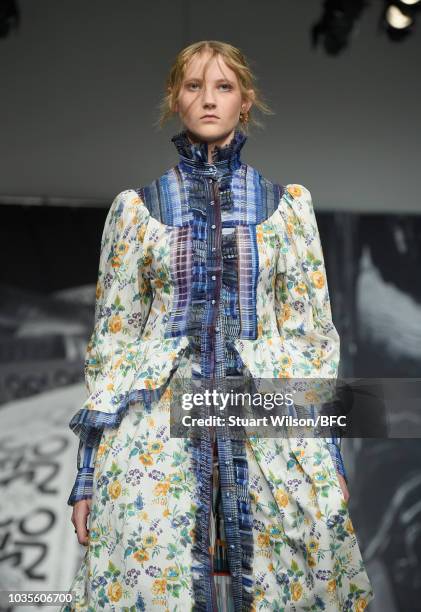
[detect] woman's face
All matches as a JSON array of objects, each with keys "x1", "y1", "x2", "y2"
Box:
[{"x1": 173, "y1": 50, "x2": 253, "y2": 146}]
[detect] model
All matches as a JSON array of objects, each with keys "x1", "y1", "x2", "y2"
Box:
[{"x1": 62, "y1": 40, "x2": 374, "y2": 611}]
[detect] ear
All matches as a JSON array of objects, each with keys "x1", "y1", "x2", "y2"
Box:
[{"x1": 242, "y1": 89, "x2": 255, "y2": 113}]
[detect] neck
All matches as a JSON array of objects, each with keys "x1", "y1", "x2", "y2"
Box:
[
  {"x1": 185, "y1": 129, "x2": 236, "y2": 164},
  {"x1": 171, "y1": 127, "x2": 247, "y2": 178}
]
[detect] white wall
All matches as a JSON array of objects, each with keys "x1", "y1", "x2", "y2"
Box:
[{"x1": 0, "y1": 0, "x2": 420, "y2": 211}]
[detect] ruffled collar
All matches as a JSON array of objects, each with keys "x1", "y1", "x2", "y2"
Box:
[{"x1": 171, "y1": 128, "x2": 247, "y2": 178}]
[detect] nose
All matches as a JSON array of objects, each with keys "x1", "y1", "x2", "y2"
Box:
[{"x1": 201, "y1": 84, "x2": 217, "y2": 108}]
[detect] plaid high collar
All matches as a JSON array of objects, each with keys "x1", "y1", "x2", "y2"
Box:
[{"x1": 171, "y1": 128, "x2": 247, "y2": 178}]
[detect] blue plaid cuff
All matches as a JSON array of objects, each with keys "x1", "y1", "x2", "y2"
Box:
[
  {"x1": 326, "y1": 442, "x2": 347, "y2": 482},
  {"x1": 67, "y1": 467, "x2": 95, "y2": 506}
]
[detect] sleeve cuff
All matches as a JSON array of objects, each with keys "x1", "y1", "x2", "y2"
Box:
[
  {"x1": 67, "y1": 467, "x2": 95, "y2": 506},
  {"x1": 325, "y1": 441, "x2": 348, "y2": 483}
]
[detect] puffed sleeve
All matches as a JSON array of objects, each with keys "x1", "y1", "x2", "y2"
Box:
[
  {"x1": 84, "y1": 189, "x2": 153, "y2": 401},
  {"x1": 275, "y1": 184, "x2": 347, "y2": 480},
  {"x1": 67, "y1": 189, "x2": 153, "y2": 504}
]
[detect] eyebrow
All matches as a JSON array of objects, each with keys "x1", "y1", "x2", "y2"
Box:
[{"x1": 184, "y1": 77, "x2": 235, "y2": 85}]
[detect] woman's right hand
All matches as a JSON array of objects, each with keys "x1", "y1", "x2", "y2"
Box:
[{"x1": 71, "y1": 499, "x2": 92, "y2": 546}]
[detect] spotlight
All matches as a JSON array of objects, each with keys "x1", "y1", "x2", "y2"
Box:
[{"x1": 383, "y1": 0, "x2": 420, "y2": 40}]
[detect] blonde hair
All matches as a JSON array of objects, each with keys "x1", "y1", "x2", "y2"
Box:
[{"x1": 156, "y1": 40, "x2": 274, "y2": 134}]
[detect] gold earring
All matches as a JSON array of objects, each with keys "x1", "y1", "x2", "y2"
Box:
[{"x1": 239, "y1": 110, "x2": 249, "y2": 124}]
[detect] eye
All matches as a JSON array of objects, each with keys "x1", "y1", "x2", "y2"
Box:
[
  {"x1": 187, "y1": 82, "x2": 200, "y2": 90},
  {"x1": 219, "y1": 83, "x2": 233, "y2": 91}
]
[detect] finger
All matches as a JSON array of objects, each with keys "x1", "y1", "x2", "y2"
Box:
[{"x1": 74, "y1": 508, "x2": 90, "y2": 547}]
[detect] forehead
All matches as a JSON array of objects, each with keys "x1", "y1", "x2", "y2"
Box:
[{"x1": 183, "y1": 52, "x2": 237, "y2": 81}]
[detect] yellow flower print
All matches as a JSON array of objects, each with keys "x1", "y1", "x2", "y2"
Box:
[
  {"x1": 308, "y1": 554, "x2": 316, "y2": 568},
  {"x1": 311, "y1": 270, "x2": 325, "y2": 289},
  {"x1": 281, "y1": 303, "x2": 291, "y2": 323},
  {"x1": 268, "y1": 562, "x2": 274, "y2": 572},
  {"x1": 291, "y1": 581, "x2": 303, "y2": 601},
  {"x1": 89, "y1": 529, "x2": 99, "y2": 542},
  {"x1": 106, "y1": 383, "x2": 114, "y2": 391},
  {"x1": 303, "y1": 390, "x2": 319, "y2": 403},
  {"x1": 130, "y1": 195, "x2": 142, "y2": 206},
  {"x1": 147, "y1": 417, "x2": 155, "y2": 427},
  {"x1": 108, "y1": 315, "x2": 122, "y2": 334},
  {"x1": 275, "y1": 488, "x2": 289, "y2": 508},
  {"x1": 143, "y1": 254, "x2": 153, "y2": 266},
  {"x1": 169, "y1": 472, "x2": 182, "y2": 484},
  {"x1": 327, "y1": 579, "x2": 336, "y2": 593},
  {"x1": 279, "y1": 355, "x2": 292, "y2": 369},
  {"x1": 137, "y1": 225, "x2": 147, "y2": 242},
  {"x1": 162, "y1": 387, "x2": 173, "y2": 401},
  {"x1": 109, "y1": 480, "x2": 122, "y2": 499},
  {"x1": 313, "y1": 470, "x2": 328, "y2": 484},
  {"x1": 154, "y1": 482, "x2": 170, "y2": 496},
  {"x1": 152, "y1": 579, "x2": 167, "y2": 595},
  {"x1": 139, "y1": 510, "x2": 149, "y2": 521},
  {"x1": 250, "y1": 491, "x2": 259, "y2": 504},
  {"x1": 139, "y1": 453, "x2": 154, "y2": 466},
  {"x1": 345, "y1": 518, "x2": 355, "y2": 534},
  {"x1": 113, "y1": 358, "x2": 123, "y2": 371},
  {"x1": 107, "y1": 581, "x2": 122, "y2": 603},
  {"x1": 143, "y1": 534, "x2": 158, "y2": 548},
  {"x1": 355, "y1": 598, "x2": 368, "y2": 611},
  {"x1": 111, "y1": 255, "x2": 121, "y2": 268},
  {"x1": 97, "y1": 444, "x2": 106, "y2": 458},
  {"x1": 295, "y1": 283, "x2": 307, "y2": 296},
  {"x1": 163, "y1": 566, "x2": 180, "y2": 581},
  {"x1": 95, "y1": 281, "x2": 103, "y2": 301},
  {"x1": 268, "y1": 524, "x2": 283, "y2": 539},
  {"x1": 256, "y1": 226, "x2": 264, "y2": 245},
  {"x1": 116, "y1": 241, "x2": 129, "y2": 257},
  {"x1": 148, "y1": 440, "x2": 164, "y2": 454},
  {"x1": 315, "y1": 509, "x2": 322, "y2": 520},
  {"x1": 287, "y1": 185, "x2": 302, "y2": 198},
  {"x1": 257, "y1": 533, "x2": 270, "y2": 547},
  {"x1": 254, "y1": 586, "x2": 265, "y2": 601},
  {"x1": 306, "y1": 539, "x2": 319, "y2": 554},
  {"x1": 133, "y1": 549, "x2": 149, "y2": 563},
  {"x1": 286, "y1": 222, "x2": 294, "y2": 237},
  {"x1": 163, "y1": 508, "x2": 170, "y2": 517}
]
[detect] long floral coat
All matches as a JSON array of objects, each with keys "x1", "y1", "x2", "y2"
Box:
[{"x1": 62, "y1": 130, "x2": 374, "y2": 612}]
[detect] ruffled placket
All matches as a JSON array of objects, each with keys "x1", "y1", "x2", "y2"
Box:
[{"x1": 170, "y1": 129, "x2": 255, "y2": 612}]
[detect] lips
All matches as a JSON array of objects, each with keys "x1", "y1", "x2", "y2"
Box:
[{"x1": 201, "y1": 115, "x2": 218, "y2": 119}]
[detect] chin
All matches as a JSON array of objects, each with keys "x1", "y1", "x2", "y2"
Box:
[{"x1": 188, "y1": 124, "x2": 232, "y2": 143}]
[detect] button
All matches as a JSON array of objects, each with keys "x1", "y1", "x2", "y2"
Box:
[
  {"x1": 226, "y1": 492, "x2": 231, "y2": 498},
  {"x1": 229, "y1": 544, "x2": 235, "y2": 550},
  {"x1": 227, "y1": 516, "x2": 232, "y2": 522},
  {"x1": 211, "y1": 224, "x2": 216, "y2": 229},
  {"x1": 211, "y1": 299, "x2": 216, "y2": 304},
  {"x1": 224, "y1": 460, "x2": 230, "y2": 466},
  {"x1": 210, "y1": 201, "x2": 215, "y2": 206},
  {"x1": 212, "y1": 247, "x2": 216, "y2": 251},
  {"x1": 211, "y1": 275, "x2": 216, "y2": 280},
  {"x1": 215, "y1": 326, "x2": 220, "y2": 332}
]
